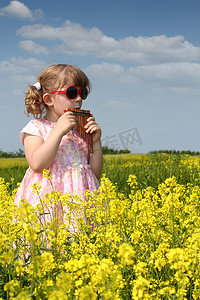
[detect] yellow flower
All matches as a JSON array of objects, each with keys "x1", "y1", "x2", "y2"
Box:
[
  {"x1": 77, "y1": 285, "x2": 97, "y2": 300},
  {"x1": 43, "y1": 169, "x2": 51, "y2": 179},
  {"x1": 127, "y1": 174, "x2": 138, "y2": 189},
  {"x1": 48, "y1": 290, "x2": 69, "y2": 300},
  {"x1": 132, "y1": 276, "x2": 152, "y2": 299},
  {"x1": 15, "y1": 261, "x2": 24, "y2": 276},
  {"x1": 4, "y1": 280, "x2": 20, "y2": 298},
  {"x1": 118, "y1": 243, "x2": 135, "y2": 265}
]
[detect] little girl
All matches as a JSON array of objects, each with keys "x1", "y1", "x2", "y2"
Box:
[{"x1": 15, "y1": 64, "x2": 103, "y2": 209}]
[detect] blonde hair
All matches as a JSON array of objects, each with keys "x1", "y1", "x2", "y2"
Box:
[{"x1": 25, "y1": 64, "x2": 91, "y2": 119}]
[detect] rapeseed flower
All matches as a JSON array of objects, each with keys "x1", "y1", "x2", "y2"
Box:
[{"x1": 1, "y1": 155, "x2": 200, "y2": 298}]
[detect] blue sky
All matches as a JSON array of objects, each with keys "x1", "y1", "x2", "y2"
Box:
[{"x1": 1, "y1": 0, "x2": 200, "y2": 153}]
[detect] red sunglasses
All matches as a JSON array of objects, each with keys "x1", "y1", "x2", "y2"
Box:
[{"x1": 51, "y1": 86, "x2": 88, "y2": 100}]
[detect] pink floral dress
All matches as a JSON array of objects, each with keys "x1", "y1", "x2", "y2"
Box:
[{"x1": 14, "y1": 118, "x2": 100, "y2": 208}]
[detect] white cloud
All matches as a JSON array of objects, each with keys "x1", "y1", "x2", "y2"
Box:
[
  {"x1": 32, "y1": 9, "x2": 44, "y2": 21},
  {"x1": 18, "y1": 40, "x2": 49, "y2": 55},
  {"x1": 17, "y1": 20, "x2": 200, "y2": 64},
  {"x1": 0, "y1": 1, "x2": 44, "y2": 20},
  {"x1": 128, "y1": 62, "x2": 200, "y2": 87},
  {"x1": 86, "y1": 62, "x2": 125, "y2": 78},
  {"x1": 1, "y1": 57, "x2": 200, "y2": 93},
  {"x1": 0, "y1": 57, "x2": 47, "y2": 90},
  {"x1": 86, "y1": 62, "x2": 200, "y2": 88},
  {"x1": 0, "y1": 57, "x2": 46, "y2": 74}
]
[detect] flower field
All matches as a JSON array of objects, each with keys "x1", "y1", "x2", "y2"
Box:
[{"x1": 1, "y1": 153, "x2": 200, "y2": 299}]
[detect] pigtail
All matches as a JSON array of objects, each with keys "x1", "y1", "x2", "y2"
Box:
[{"x1": 24, "y1": 85, "x2": 46, "y2": 119}]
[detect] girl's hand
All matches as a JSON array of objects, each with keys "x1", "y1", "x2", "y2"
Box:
[
  {"x1": 56, "y1": 111, "x2": 77, "y2": 136},
  {"x1": 84, "y1": 116, "x2": 102, "y2": 144}
]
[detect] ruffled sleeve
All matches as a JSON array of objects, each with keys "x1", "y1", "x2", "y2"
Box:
[{"x1": 20, "y1": 119, "x2": 43, "y2": 145}]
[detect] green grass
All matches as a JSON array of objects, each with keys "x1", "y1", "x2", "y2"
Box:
[
  {"x1": 102, "y1": 153, "x2": 200, "y2": 195},
  {"x1": 0, "y1": 158, "x2": 28, "y2": 190},
  {"x1": 1, "y1": 153, "x2": 200, "y2": 194}
]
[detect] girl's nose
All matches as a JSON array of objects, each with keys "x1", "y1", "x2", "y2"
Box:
[
  {"x1": 76, "y1": 93, "x2": 82, "y2": 100},
  {"x1": 75, "y1": 95, "x2": 82, "y2": 107},
  {"x1": 75, "y1": 93, "x2": 82, "y2": 102}
]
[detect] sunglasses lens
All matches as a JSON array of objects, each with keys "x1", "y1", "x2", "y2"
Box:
[
  {"x1": 66, "y1": 86, "x2": 88, "y2": 100},
  {"x1": 81, "y1": 87, "x2": 88, "y2": 100},
  {"x1": 66, "y1": 87, "x2": 78, "y2": 99}
]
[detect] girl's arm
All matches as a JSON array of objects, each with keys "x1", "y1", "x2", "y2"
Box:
[
  {"x1": 24, "y1": 111, "x2": 77, "y2": 172},
  {"x1": 85, "y1": 116, "x2": 103, "y2": 179},
  {"x1": 89, "y1": 139, "x2": 103, "y2": 179}
]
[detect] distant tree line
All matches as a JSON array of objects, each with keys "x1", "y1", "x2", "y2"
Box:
[
  {"x1": 102, "y1": 146, "x2": 131, "y2": 155},
  {"x1": 1, "y1": 148, "x2": 199, "y2": 158},
  {"x1": 149, "y1": 150, "x2": 200, "y2": 156},
  {"x1": 0, "y1": 149, "x2": 25, "y2": 158},
  {"x1": 0, "y1": 147, "x2": 131, "y2": 158}
]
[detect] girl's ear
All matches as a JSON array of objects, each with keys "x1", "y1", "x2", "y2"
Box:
[{"x1": 43, "y1": 93, "x2": 54, "y2": 107}]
